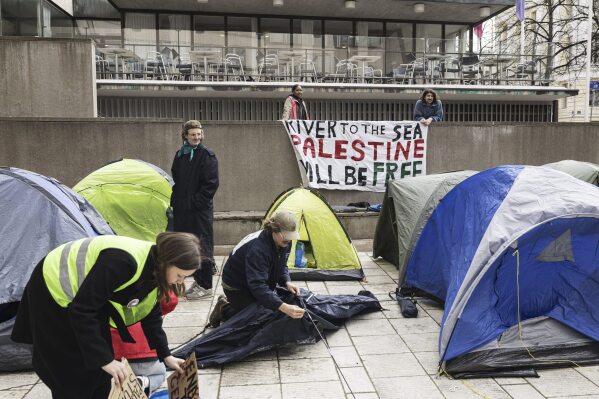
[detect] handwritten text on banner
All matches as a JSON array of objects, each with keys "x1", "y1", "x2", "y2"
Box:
[{"x1": 282, "y1": 120, "x2": 428, "y2": 192}]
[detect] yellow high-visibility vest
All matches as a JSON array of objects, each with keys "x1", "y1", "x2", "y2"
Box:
[{"x1": 43, "y1": 236, "x2": 157, "y2": 327}]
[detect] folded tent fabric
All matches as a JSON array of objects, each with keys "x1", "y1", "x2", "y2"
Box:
[{"x1": 172, "y1": 288, "x2": 381, "y2": 368}]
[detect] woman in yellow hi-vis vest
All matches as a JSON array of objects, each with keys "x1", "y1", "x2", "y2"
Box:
[{"x1": 11, "y1": 232, "x2": 201, "y2": 399}]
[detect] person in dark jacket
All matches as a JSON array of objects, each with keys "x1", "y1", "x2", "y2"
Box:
[
  {"x1": 171, "y1": 120, "x2": 219, "y2": 300},
  {"x1": 413, "y1": 88, "x2": 443, "y2": 125},
  {"x1": 209, "y1": 211, "x2": 305, "y2": 327},
  {"x1": 11, "y1": 232, "x2": 200, "y2": 399}
]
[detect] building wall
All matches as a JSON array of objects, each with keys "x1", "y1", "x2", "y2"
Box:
[
  {"x1": 1, "y1": 119, "x2": 598, "y2": 212},
  {"x1": 0, "y1": 37, "x2": 95, "y2": 118},
  {"x1": 557, "y1": 70, "x2": 599, "y2": 122}
]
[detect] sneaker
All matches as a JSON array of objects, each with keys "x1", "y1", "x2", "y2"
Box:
[
  {"x1": 209, "y1": 295, "x2": 228, "y2": 327},
  {"x1": 135, "y1": 375, "x2": 150, "y2": 395},
  {"x1": 185, "y1": 282, "x2": 213, "y2": 300}
]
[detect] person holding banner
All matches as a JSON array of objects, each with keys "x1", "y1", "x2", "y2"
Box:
[
  {"x1": 413, "y1": 89, "x2": 443, "y2": 125},
  {"x1": 281, "y1": 84, "x2": 310, "y2": 120},
  {"x1": 208, "y1": 211, "x2": 305, "y2": 327},
  {"x1": 11, "y1": 232, "x2": 198, "y2": 399}
]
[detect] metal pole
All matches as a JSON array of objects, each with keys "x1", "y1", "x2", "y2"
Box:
[
  {"x1": 520, "y1": 20, "x2": 525, "y2": 62},
  {"x1": 584, "y1": 0, "x2": 593, "y2": 122}
]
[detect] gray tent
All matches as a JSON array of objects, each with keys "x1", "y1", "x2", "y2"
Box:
[
  {"x1": 0, "y1": 167, "x2": 113, "y2": 371},
  {"x1": 544, "y1": 160, "x2": 599, "y2": 186},
  {"x1": 373, "y1": 171, "x2": 476, "y2": 284}
]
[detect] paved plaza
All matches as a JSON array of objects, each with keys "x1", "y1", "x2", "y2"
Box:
[{"x1": 1, "y1": 253, "x2": 598, "y2": 399}]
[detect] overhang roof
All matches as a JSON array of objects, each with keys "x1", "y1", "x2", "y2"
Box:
[{"x1": 109, "y1": 0, "x2": 512, "y2": 24}]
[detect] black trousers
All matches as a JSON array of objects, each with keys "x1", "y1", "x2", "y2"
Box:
[
  {"x1": 221, "y1": 288, "x2": 256, "y2": 321},
  {"x1": 173, "y1": 208, "x2": 214, "y2": 289}
]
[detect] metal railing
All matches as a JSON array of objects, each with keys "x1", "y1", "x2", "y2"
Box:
[{"x1": 94, "y1": 37, "x2": 557, "y2": 86}]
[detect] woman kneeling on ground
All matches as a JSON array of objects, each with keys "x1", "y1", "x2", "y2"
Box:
[{"x1": 209, "y1": 210, "x2": 306, "y2": 327}]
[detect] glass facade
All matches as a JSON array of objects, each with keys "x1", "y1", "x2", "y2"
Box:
[
  {"x1": 1, "y1": 3, "x2": 486, "y2": 79},
  {"x1": 1, "y1": 0, "x2": 72, "y2": 37}
]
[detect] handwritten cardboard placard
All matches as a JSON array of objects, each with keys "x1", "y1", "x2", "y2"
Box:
[
  {"x1": 107, "y1": 358, "x2": 148, "y2": 399},
  {"x1": 167, "y1": 353, "x2": 199, "y2": 399}
]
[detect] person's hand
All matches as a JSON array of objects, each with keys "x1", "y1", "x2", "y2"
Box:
[
  {"x1": 422, "y1": 118, "x2": 432, "y2": 126},
  {"x1": 164, "y1": 355, "x2": 186, "y2": 374},
  {"x1": 286, "y1": 281, "x2": 300, "y2": 296},
  {"x1": 279, "y1": 303, "x2": 305, "y2": 319},
  {"x1": 102, "y1": 360, "x2": 128, "y2": 389}
]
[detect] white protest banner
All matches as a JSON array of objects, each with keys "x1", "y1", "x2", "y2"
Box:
[
  {"x1": 167, "y1": 352, "x2": 199, "y2": 399},
  {"x1": 282, "y1": 120, "x2": 427, "y2": 192},
  {"x1": 107, "y1": 358, "x2": 148, "y2": 399}
]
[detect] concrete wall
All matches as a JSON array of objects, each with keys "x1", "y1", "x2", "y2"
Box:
[
  {"x1": 1, "y1": 119, "x2": 598, "y2": 212},
  {"x1": 0, "y1": 37, "x2": 95, "y2": 118}
]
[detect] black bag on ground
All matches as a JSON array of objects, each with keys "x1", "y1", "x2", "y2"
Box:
[{"x1": 392, "y1": 288, "x2": 418, "y2": 318}]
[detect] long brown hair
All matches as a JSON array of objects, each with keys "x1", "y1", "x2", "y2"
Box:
[
  {"x1": 420, "y1": 89, "x2": 439, "y2": 103},
  {"x1": 154, "y1": 232, "x2": 201, "y2": 301}
]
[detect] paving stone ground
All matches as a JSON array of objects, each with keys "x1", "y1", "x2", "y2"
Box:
[{"x1": 1, "y1": 254, "x2": 598, "y2": 399}]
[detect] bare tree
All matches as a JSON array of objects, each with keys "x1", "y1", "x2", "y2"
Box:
[{"x1": 484, "y1": 0, "x2": 598, "y2": 81}]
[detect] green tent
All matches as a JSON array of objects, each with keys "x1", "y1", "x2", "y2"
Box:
[
  {"x1": 373, "y1": 171, "x2": 476, "y2": 283},
  {"x1": 73, "y1": 159, "x2": 173, "y2": 241},
  {"x1": 265, "y1": 187, "x2": 363, "y2": 281},
  {"x1": 544, "y1": 160, "x2": 599, "y2": 186}
]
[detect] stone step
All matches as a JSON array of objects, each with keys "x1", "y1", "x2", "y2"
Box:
[
  {"x1": 215, "y1": 238, "x2": 374, "y2": 256},
  {"x1": 214, "y1": 210, "x2": 379, "y2": 246}
]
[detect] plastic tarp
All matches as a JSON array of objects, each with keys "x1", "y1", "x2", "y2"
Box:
[
  {"x1": 373, "y1": 171, "x2": 475, "y2": 286},
  {"x1": 544, "y1": 159, "x2": 599, "y2": 186},
  {"x1": 265, "y1": 187, "x2": 362, "y2": 280},
  {"x1": 405, "y1": 166, "x2": 599, "y2": 375},
  {"x1": 73, "y1": 159, "x2": 173, "y2": 241},
  {"x1": 172, "y1": 288, "x2": 381, "y2": 367},
  {"x1": 0, "y1": 167, "x2": 113, "y2": 371}
]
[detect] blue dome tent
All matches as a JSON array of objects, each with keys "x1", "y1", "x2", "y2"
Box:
[
  {"x1": 405, "y1": 165, "x2": 599, "y2": 377},
  {"x1": 0, "y1": 167, "x2": 113, "y2": 371}
]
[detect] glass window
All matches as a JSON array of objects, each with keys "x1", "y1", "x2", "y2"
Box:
[
  {"x1": 76, "y1": 19, "x2": 121, "y2": 47},
  {"x1": 324, "y1": 20, "x2": 352, "y2": 72},
  {"x1": 354, "y1": 21, "x2": 383, "y2": 49},
  {"x1": 193, "y1": 15, "x2": 225, "y2": 49},
  {"x1": 227, "y1": 16, "x2": 258, "y2": 48},
  {"x1": 445, "y1": 25, "x2": 468, "y2": 55},
  {"x1": 73, "y1": 0, "x2": 120, "y2": 19},
  {"x1": 386, "y1": 22, "x2": 413, "y2": 70},
  {"x1": 292, "y1": 19, "x2": 321, "y2": 49},
  {"x1": 41, "y1": 0, "x2": 72, "y2": 38},
  {"x1": 1, "y1": 0, "x2": 20, "y2": 35},
  {"x1": 415, "y1": 24, "x2": 442, "y2": 53},
  {"x1": 260, "y1": 18, "x2": 290, "y2": 50},
  {"x1": 1, "y1": 0, "x2": 39, "y2": 36},
  {"x1": 227, "y1": 16, "x2": 258, "y2": 73},
  {"x1": 124, "y1": 12, "x2": 156, "y2": 58},
  {"x1": 158, "y1": 14, "x2": 191, "y2": 63}
]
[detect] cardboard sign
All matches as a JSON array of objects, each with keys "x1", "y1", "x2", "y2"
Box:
[
  {"x1": 167, "y1": 353, "x2": 199, "y2": 399},
  {"x1": 282, "y1": 120, "x2": 428, "y2": 192},
  {"x1": 107, "y1": 358, "x2": 148, "y2": 399}
]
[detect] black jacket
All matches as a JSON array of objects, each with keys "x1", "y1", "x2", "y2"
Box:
[
  {"x1": 222, "y1": 230, "x2": 291, "y2": 311},
  {"x1": 170, "y1": 144, "x2": 219, "y2": 212}
]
